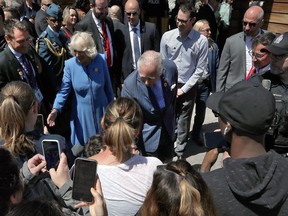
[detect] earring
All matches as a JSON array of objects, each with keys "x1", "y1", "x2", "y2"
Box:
[{"x1": 223, "y1": 127, "x2": 229, "y2": 136}]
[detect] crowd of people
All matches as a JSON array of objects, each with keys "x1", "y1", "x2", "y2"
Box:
[{"x1": 0, "y1": 0, "x2": 288, "y2": 215}]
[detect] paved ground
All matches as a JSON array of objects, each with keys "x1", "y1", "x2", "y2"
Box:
[{"x1": 179, "y1": 108, "x2": 224, "y2": 171}]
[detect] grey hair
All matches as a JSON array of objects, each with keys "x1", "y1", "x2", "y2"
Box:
[
  {"x1": 69, "y1": 31, "x2": 97, "y2": 58},
  {"x1": 137, "y1": 50, "x2": 163, "y2": 76}
]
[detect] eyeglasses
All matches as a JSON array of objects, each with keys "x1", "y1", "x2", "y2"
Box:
[
  {"x1": 200, "y1": 28, "x2": 211, "y2": 33},
  {"x1": 139, "y1": 74, "x2": 158, "y2": 82},
  {"x1": 43, "y1": 3, "x2": 51, "y2": 7},
  {"x1": 175, "y1": 16, "x2": 191, "y2": 24},
  {"x1": 242, "y1": 21, "x2": 257, "y2": 27},
  {"x1": 126, "y1": 12, "x2": 138, "y2": 17},
  {"x1": 248, "y1": 49, "x2": 269, "y2": 60},
  {"x1": 74, "y1": 50, "x2": 86, "y2": 54},
  {"x1": 48, "y1": 18, "x2": 63, "y2": 23}
]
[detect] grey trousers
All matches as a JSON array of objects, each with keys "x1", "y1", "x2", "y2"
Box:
[{"x1": 175, "y1": 85, "x2": 197, "y2": 156}]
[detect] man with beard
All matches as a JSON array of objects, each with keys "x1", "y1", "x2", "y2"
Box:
[
  {"x1": 216, "y1": 5, "x2": 265, "y2": 92},
  {"x1": 75, "y1": 0, "x2": 114, "y2": 67}
]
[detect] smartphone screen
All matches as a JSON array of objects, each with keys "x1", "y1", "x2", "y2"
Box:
[
  {"x1": 72, "y1": 158, "x2": 97, "y2": 202},
  {"x1": 203, "y1": 131, "x2": 226, "y2": 149},
  {"x1": 35, "y1": 114, "x2": 44, "y2": 133},
  {"x1": 42, "y1": 139, "x2": 61, "y2": 170}
]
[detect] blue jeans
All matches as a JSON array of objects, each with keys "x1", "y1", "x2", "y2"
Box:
[{"x1": 191, "y1": 81, "x2": 210, "y2": 141}]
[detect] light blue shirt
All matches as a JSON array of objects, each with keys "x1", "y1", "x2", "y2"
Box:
[{"x1": 160, "y1": 28, "x2": 208, "y2": 93}]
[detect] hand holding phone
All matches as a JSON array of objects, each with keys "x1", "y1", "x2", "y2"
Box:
[
  {"x1": 35, "y1": 114, "x2": 44, "y2": 133},
  {"x1": 42, "y1": 139, "x2": 61, "y2": 170},
  {"x1": 50, "y1": 153, "x2": 70, "y2": 188},
  {"x1": 74, "y1": 177, "x2": 108, "y2": 216},
  {"x1": 72, "y1": 158, "x2": 98, "y2": 202},
  {"x1": 203, "y1": 131, "x2": 226, "y2": 149}
]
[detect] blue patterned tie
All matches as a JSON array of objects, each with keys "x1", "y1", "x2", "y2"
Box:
[
  {"x1": 20, "y1": 55, "x2": 37, "y2": 89},
  {"x1": 132, "y1": 28, "x2": 140, "y2": 67}
]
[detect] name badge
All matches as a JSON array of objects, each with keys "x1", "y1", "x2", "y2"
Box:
[{"x1": 33, "y1": 88, "x2": 43, "y2": 103}]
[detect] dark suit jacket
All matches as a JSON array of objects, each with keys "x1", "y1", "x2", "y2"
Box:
[
  {"x1": 0, "y1": 46, "x2": 54, "y2": 111},
  {"x1": 122, "y1": 20, "x2": 160, "y2": 79},
  {"x1": 112, "y1": 19, "x2": 126, "y2": 85},
  {"x1": 35, "y1": 9, "x2": 48, "y2": 36},
  {"x1": 121, "y1": 59, "x2": 178, "y2": 153},
  {"x1": 75, "y1": 10, "x2": 115, "y2": 55},
  {"x1": 196, "y1": 4, "x2": 218, "y2": 41},
  {"x1": 0, "y1": 47, "x2": 39, "y2": 88}
]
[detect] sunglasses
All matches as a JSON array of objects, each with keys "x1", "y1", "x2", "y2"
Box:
[
  {"x1": 248, "y1": 49, "x2": 269, "y2": 60},
  {"x1": 43, "y1": 3, "x2": 51, "y2": 7},
  {"x1": 48, "y1": 18, "x2": 63, "y2": 23},
  {"x1": 126, "y1": 12, "x2": 138, "y2": 17},
  {"x1": 242, "y1": 21, "x2": 257, "y2": 27}
]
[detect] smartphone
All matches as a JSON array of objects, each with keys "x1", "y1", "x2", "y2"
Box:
[
  {"x1": 42, "y1": 139, "x2": 61, "y2": 170},
  {"x1": 203, "y1": 131, "x2": 226, "y2": 149},
  {"x1": 35, "y1": 114, "x2": 44, "y2": 133},
  {"x1": 72, "y1": 158, "x2": 97, "y2": 202}
]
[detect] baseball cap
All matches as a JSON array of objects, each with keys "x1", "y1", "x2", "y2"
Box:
[
  {"x1": 266, "y1": 32, "x2": 288, "y2": 55},
  {"x1": 206, "y1": 80, "x2": 275, "y2": 135},
  {"x1": 46, "y1": 3, "x2": 63, "y2": 19}
]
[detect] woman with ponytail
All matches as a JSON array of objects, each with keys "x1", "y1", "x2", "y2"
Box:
[
  {"x1": 89, "y1": 97, "x2": 162, "y2": 216},
  {"x1": 0, "y1": 81, "x2": 67, "y2": 167}
]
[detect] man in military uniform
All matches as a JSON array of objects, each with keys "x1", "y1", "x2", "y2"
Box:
[
  {"x1": 36, "y1": 3, "x2": 70, "y2": 139},
  {"x1": 37, "y1": 3, "x2": 69, "y2": 95}
]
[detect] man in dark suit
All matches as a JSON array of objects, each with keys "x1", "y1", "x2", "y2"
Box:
[
  {"x1": 0, "y1": 18, "x2": 52, "y2": 114},
  {"x1": 122, "y1": 0, "x2": 160, "y2": 79},
  {"x1": 109, "y1": 5, "x2": 126, "y2": 94},
  {"x1": 34, "y1": 0, "x2": 52, "y2": 36},
  {"x1": 122, "y1": 51, "x2": 178, "y2": 163},
  {"x1": 196, "y1": 0, "x2": 220, "y2": 41}
]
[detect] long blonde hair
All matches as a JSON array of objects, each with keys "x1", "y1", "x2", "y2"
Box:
[
  {"x1": 0, "y1": 81, "x2": 36, "y2": 156},
  {"x1": 101, "y1": 97, "x2": 142, "y2": 162},
  {"x1": 140, "y1": 160, "x2": 217, "y2": 216}
]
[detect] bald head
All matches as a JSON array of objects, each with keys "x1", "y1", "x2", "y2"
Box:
[
  {"x1": 243, "y1": 5, "x2": 264, "y2": 37},
  {"x1": 125, "y1": 0, "x2": 140, "y2": 26},
  {"x1": 244, "y1": 5, "x2": 264, "y2": 20},
  {"x1": 109, "y1": 5, "x2": 122, "y2": 21}
]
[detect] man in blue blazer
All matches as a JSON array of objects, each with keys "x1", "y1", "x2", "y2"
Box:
[
  {"x1": 122, "y1": 0, "x2": 160, "y2": 80},
  {"x1": 121, "y1": 51, "x2": 178, "y2": 162}
]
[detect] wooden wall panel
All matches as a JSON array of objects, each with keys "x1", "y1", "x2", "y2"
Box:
[{"x1": 228, "y1": 0, "x2": 288, "y2": 35}]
